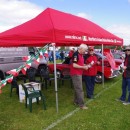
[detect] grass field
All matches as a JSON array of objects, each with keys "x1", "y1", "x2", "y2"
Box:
[{"x1": 0, "y1": 75, "x2": 130, "y2": 130}]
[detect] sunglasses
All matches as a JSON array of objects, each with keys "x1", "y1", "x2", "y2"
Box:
[
  {"x1": 126, "y1": 50, "x2": 130, "y2": 51},
  {"x1": 89, "y1": 49, "x2": 94, "y2": 51}
]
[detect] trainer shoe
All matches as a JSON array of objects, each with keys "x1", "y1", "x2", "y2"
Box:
[
  {"x1": 115, "y1": 98, "x2": 125, "y2": 103},
  {"x1": 80, "y1": 106, "x2": 88, "y2": 110},
  {"x1": 123, "y1": 102, "x2": 130, "y2": 105}
]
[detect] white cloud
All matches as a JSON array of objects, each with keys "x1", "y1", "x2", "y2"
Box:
[
  {"x1": 77, "y1": 12, "x2": 92, "y2": 20},
  {"x1": 0, "y1": 0, "x2": 43, "y2": 32},
  {"x1": 128, "y1": 0, "x2": 130, "y2": 3},
  {"x1": 106, "y1": 24, "x2": 130, "y2": 45}
]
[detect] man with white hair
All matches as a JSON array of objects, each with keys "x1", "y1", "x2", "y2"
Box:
[
  {"x1": 70, "y1": 43, "x2": 88, "y2": 109},
  {"x1": 117, "y1": 46, "x2": 130, "y2": 105}
]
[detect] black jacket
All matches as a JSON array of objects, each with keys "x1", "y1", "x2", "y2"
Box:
[{"x1": 124, "y1": 55, "x2": 130, "y2": 78}]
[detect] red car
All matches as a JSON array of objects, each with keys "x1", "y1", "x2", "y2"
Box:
[
  {"x1": 112, "y1": 52, "x2": 124, "y2": 73},
  {"x1": 48, "y1": 51, "x2": 121, "y2": 83}
]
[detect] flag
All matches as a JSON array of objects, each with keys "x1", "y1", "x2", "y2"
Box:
[
  {"x1": 0, "y1": 80, "x2": 7, "y2": 94},
  {"x1": 25, "y1": 62, "x2": 31, "y2": 69},
  {"x1": 6, "y1": 75, "x2": 14, "y2": 83},
  {"x1": 0, "y1": 80, "x2": 7, "y2": 87},
  {"x1": 21, "y1": 67, "x2": 27, "y2": 75},
  {"x1": 6, "y1": 69, "x2": 19, "y2": 76},
  {"x1": 34, "y1": 54, "x2": 40, "y2": 64},
  {"x1": 39, "y1": 50, "x2": 43, "y2": 59},
  {"x1": 22, "y1": 56, "x2": 31, "y2": 61}
]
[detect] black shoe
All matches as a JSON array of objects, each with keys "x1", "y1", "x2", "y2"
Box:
[
  {"x1": 86, "y1": 95, "x2": 91, "y2": 99},
  {"x1": 87, "y1": 95, "x2": 94, "y2": 99}
]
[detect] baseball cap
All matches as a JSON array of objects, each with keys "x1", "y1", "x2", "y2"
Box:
[
  {"x1": 89, "y1": 46, "x2": 94, "y2": 50},
  {"x1": 123, "y1": 46, "x2": 130, "y2": 52}
]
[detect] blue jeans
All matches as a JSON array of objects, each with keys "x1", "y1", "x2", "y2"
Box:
[
  {"x1": 120, "y1": 77, "x2": 130, "y2": 102},
  {"x1": 83, "y1": 75, "x2": 96, "y2": 98}
]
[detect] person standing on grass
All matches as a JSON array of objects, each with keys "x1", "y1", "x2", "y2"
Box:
[
  {"x1": 68, "y1": 48, "x2": 75, "y2": 59},
  {"x1": 83, "y1": 46, "x2": 100, "y2": 99},
  {"x1": 60, "y1": 51, "x2": 64, "y2": 62},
  {"x1": 117, "y1": 46, "x2": 130, "y2": 105},
  {"x1": 70, "y1": 43, "x2": 88, "y2": 110}
]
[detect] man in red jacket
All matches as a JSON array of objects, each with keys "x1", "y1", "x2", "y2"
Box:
[
  {"x1": 83, "y1": 46, "x2": 100, "y2": 99},
  {"x1": 70, "y1": 44, "x2": 88, "y2": 109}
]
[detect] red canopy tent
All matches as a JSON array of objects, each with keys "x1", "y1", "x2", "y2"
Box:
[
  {"x1": 0, "y1": 8, "x2": 123, "y2": 112},
  {"x1": 0, "y1": 8, "x2": 123, "y2": 47}
]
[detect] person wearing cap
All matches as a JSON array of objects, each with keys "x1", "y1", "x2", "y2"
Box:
[
  {"x1": 64, "y1": 48, "x2": 75, "y2": 64},
  {"x1": 117, "y1": 46, "x2": 130, "y2": 105},
  {"x1": 68, "y1": 48, "x2": 75, "y2": 59},
  {"x1": 83, "y1": 46, "x2": 100, "y2": 99},
  {"x1": 70, "y1": 43, "x2": 88, "y2": 109}
]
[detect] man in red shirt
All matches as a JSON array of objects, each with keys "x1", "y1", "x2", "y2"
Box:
[
  {"x1": 83, "y1": 46, "x2": 100, "y2": 99},
  {"x1": 70, "y1": 44, "x2": 88, "y2": 109}
]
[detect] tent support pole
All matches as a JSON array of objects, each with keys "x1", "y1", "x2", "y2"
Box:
[
  {"x1": 102, "y1": 44, "x2": 104, "y2": 88},
  {"x1": 53, "y1": 44, "x2": 58, "y2": 113}
]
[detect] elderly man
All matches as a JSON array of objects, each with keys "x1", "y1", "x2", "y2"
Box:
[
  {"x1": 83, "y1": 46, "x2": 100, "y2": 99},
  {"x1": 70, "y1": 43, "x2": 88, "y2": 109},
  {"x1": 117, "y1": 46, "x2": 130, "y2": 105}
]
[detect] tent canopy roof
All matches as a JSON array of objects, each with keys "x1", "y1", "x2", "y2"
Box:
[{"x1": 0, "y1": 8, "x2": 123, "y2": 47}]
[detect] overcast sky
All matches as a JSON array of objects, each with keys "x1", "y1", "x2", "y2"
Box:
[{"x1": 0, "y1": 0, "x2": 130, "y2": 45}]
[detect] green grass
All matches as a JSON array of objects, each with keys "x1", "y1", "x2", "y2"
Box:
[{"x1": 0, "y1": 75, "x2": 130, "y2": 130}]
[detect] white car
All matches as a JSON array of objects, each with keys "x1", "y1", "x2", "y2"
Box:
[{"x1": 0, "y1": 47, "x2": 48, "y2": 80}]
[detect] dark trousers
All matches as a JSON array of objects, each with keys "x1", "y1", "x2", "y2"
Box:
[
  {"x1": 120, "y1": 77, "x2": 130, "y2": 102},
  {"x1": 83, "y1": 75, "x2": 96, "y2": 98}
]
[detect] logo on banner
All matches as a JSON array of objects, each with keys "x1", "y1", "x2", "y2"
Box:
[
  {"x1": 65, "y1": 35, "x2": 81, "y2": 40},
  {"x1": 114, "y1": 39, "x2": 117, "y2": 43},
  {"x1": 82, "y1": 36, "x2": 87, "y2": 41}
]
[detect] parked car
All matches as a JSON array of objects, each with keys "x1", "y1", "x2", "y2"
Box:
[
  {"x1": 48, "y1": 51, "x2": 120, "y2": 83},
  {"x1": 0, "y1": 47, "x2": 48, "y2": 80},
  {"x1": 112, "y1": 52, "x2": 125, "y2": 60},
  {"x1": 112, "y1": 52, "x2": 124, "y2": 73},
  {"x1": 95, "y1": 52, "x2": 120, "y2": 83}
]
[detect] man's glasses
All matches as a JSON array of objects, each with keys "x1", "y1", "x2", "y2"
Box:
[
  {"x1": 126, "y1": 50, "x2": 130, "y2": 51},
  {"x1": 89, "y1": 49, "x2": 94, "y2": 51}
]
